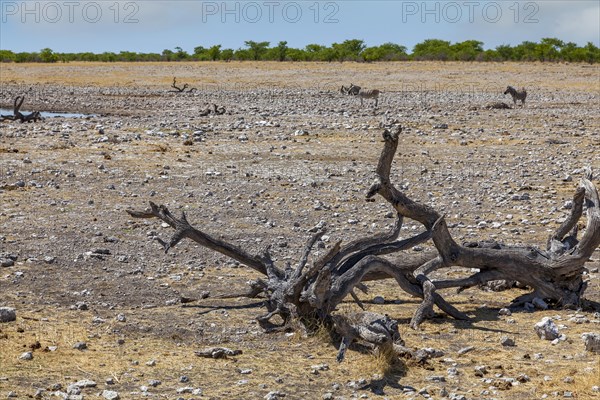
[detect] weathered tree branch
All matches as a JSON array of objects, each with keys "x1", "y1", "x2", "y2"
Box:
[
  {"x1": 1, "y1": 96, "x2": 42, "y2": 122},
  {"x1": 126, "y1": 202, "x2": 271, "y2": 276},
  {"x1": 368, "y1": 126, "x2": 600, "y2": 321},
  {"x1": 170, "y1": 77, "x2": 197, "y2": 93}
]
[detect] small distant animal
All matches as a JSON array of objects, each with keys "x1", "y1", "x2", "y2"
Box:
[
  {"x1": 341, "y1": 83, "x2": 380, "y2": 107},
  {"x1": 504, "y1": 86, "x2": 527, "y2": 107}
]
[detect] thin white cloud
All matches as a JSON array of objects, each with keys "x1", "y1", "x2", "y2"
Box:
[{"x1": 548, "y1": 3, "x2": 600, "y2": 44}]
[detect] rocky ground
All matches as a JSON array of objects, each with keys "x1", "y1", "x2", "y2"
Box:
[{"x1": 0, "y1": 62, "x2": 599, "y2": 399}]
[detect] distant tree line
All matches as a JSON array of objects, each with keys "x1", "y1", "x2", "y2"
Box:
[{"x1": 1, "y1": 38, "x2": 599, "y2": 63}]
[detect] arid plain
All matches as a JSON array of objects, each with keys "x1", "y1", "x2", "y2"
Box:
[{"x1": 1, "y1": 61, "x2": 599, "y2": 399}]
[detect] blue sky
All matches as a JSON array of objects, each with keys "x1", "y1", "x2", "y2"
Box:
[{"x1": 1, "y1": 1, "x2": 598, "y2": 53}]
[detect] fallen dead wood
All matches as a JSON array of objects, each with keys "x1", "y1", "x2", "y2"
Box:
[
  {"x1": 199, "y1": 104, "x2": 226, "y2": 116},
  {"x1": 1, "y1": 96, "x2": 42, "y2": 122},
  {"x1": 127, "y1": 124, "x2": 599, "y2": 360},
  {"x1": 169, "y1": 77, "x2": 196, "y2": 93}
]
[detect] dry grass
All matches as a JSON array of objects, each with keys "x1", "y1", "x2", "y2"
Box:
[
  {"x1": 10, "y1": 285, "x2": 597, "y2": 397},
  {"x1": 1, "y1": 61, "x2": 598, "y2": 92}
]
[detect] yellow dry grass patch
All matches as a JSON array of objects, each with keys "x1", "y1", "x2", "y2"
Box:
[
  {"x1": 0, "y1": 306, "x2": 385, "y2": 398},
  {"x1": 1, "y1": 61, "x2": 598, "y2": 92}
]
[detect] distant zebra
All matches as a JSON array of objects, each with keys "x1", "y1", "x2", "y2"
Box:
[
  {"x1": 347, "y1": 83, "x2": 380, "y2": 107},
  {"x1": 504, "y1": 86, "x2": 527, "y2": 107}
]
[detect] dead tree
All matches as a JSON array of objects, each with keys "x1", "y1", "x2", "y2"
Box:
[
  {"x1": 127, "y1": 125, "x2": 600, "y2": 359},
  {"x1": 170, "y1": 77, "x2": 196, "y2": 93},
  {"x1": 1, "y1": 96, "x2": 42, "y2": 122}
]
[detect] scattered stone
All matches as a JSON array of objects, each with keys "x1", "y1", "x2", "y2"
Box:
[
  {"x1": 426, "y1": 376, "x2": 446, "y2": 383},
  {"x1": 0, "y1": 307, "x2": 16, "y2": 322},
  {"x1": 265, "y1": 391, "x2": 286, "y2": 399},
  {"x1": 501, "y1": 336, "x2": 516, "y2": 347},
  {"x1": 498, "y1": 308, "x2": 512, "y2": 316},
  {"x1": 0, "y1": 253, "x2": 17, "y2": 267},
  {"x1": 0, "y1": 258, "x2": 14, "y2": 267},
  {"x1": 73, "y1": 379, "x2": 97, "y2": 388},
  {"x1": 551, "y1": 334, "x2": 567, "y2": 345},
  {"x1": 195, "y1": 347, "x2": 242, "y2": 358},
  {"x1": 19, "y1": 351, "x2": 33, "y2": 360},
  {"x1": 311, "y1": 364, "x2": 329, "y2": 374},
  {"x1": 372, "y1": 296, "x2": 385, "y2": 304},
  {"x1": 457, "y1": 345, "x2": 475, "y2": 355},
  {"x1": 102, "y1": 390, "x2": 120, "y2": 400},
  {"x1": 73, "y1": 342, "x2": 87, "y2": 350},
  {"x1": 582, "y1": 332, "x2": 600, "y2": 353},
  {"x1": 534, "y1": 317, "x2": 560, "y2": 340}
]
